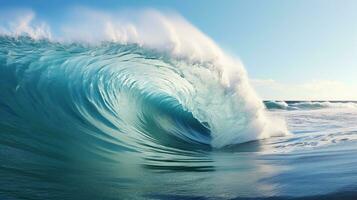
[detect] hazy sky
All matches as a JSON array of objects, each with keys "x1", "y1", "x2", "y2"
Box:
[{"x1": 1, "y1": 0, "x2": 357, "y2": 100}]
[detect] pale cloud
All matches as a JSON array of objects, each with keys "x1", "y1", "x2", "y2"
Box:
[{"x1": 251, "y1": 78, "x2": 357, "y2": 100}]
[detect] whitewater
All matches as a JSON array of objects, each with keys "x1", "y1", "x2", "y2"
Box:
[{"x1": 1, "y1": 9, "x2": 357, "y2": 200}]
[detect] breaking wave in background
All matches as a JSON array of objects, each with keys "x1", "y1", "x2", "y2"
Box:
[{"x1": 265, "y1": 100, "x2": 357, "y2": 110}]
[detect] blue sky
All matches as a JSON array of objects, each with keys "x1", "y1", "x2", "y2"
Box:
[{"x1": 1, "y1": 0, "x2": 357, "y2": 100}]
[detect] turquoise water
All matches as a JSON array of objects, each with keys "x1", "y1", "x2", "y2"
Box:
[{"x1": 1, "y1": 37, "x2": 357, "y2": 199}]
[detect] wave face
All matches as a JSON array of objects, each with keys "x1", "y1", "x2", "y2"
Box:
[{"x1": 265, "y1": 101, "x2": 357, "y2": 110}]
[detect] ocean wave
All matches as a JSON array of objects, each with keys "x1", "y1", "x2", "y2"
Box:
[
  {"x1": 0, "y1": 11, "x2": 289, "y2": 172},
  {"x1": 0, "y1": 36, "x2": 286, "y2": 155},
  {"x1": 265, "y1": 101, "x2": 357, "y2": 110}
]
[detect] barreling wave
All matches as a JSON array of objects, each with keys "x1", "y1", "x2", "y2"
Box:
[
  {"x1": 0, "y1": 10, "x2": 287, "y2": 158},
  {"x1": 265, "y1": 100, "x2": 357, "y2": 110}
]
